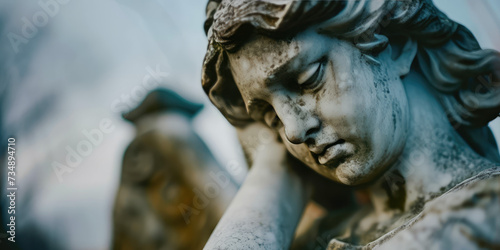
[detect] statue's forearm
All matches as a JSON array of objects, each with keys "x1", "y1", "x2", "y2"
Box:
[{"x1": 204, "y1": 142, "x2": 311, "y2": 250}]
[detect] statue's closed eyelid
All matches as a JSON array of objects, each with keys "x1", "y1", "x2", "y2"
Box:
[
  {"x1": 296, "y1": 56, "x2": 328, "y2": 88},
  {"x1": 298, "y1": 62, "x2": 321, "y2": 85}
]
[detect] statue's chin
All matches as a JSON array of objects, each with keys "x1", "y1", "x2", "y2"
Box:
[
  {"x1": 334, "y1": 161, "x2": 376, "y2": 186},
  {"x1": 298, "y1": 152, "x2": 387, "y2": 186}
]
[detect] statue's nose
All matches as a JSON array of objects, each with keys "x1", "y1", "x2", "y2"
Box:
[{"x1": 274, "y1": 100, "x2": 320, "y2": 144}]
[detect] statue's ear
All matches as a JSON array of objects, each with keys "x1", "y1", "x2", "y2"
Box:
[{"x1": 389, "y1": 37, "x2": 418, "y2": 77}]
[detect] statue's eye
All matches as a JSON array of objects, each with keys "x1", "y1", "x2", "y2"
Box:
[{"x1": 297, "y1": 61, "x2": 325, "y2": 89}]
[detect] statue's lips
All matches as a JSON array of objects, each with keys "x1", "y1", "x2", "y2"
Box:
[{"x1": 316, "y1": 140, "x2": 350, "y2": 166}]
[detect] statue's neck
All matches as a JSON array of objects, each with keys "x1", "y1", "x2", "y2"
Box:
[{"x1": 366, "y1": 70, "x2": 497, "y2": 215}]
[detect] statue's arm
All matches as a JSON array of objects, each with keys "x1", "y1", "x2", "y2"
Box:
[{"x1": 204, "y1": 123, "x2": 311, "y2": 249}]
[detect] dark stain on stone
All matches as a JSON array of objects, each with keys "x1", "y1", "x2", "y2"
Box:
[
  {"x1": 298, "y1": 99, "x2": 305, "y2": 106},
  {"x1": 409, "y1": 196, "x2": 425, "y2": 215},
  {"x1": 381, "y1": 171, "x2": 406, "y2": 211},
  {"x1": 392, "y1": 113, "x2": 397, "y2": 130},
  {"x1": 391, "y1": 101, "x2": 399, "y2": 130}
]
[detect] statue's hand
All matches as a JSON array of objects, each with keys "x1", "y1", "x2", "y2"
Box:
[
  {"x1": 235, "y1": 122, "x2": 310, "y2": 176},
  {"x1": 236, "y1": 122, "x2": 285, "y2": 167}
]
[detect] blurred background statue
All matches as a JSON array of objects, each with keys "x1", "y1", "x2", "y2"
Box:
[{"x1": 112, "y1": 89, "x2": 238, "y2": 250}]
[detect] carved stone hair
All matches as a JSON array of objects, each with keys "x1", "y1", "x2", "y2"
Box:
[{"x1": 201, "y1": 0, "x2": 500, "y2": 160}]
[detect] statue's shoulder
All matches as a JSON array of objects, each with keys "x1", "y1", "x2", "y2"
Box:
[
  {"x1": 325, "y1": 167, "x2": 500, "y2": 250},
  {"x1": 377, "y1": 167, "x2": 500, "y2": 250}
]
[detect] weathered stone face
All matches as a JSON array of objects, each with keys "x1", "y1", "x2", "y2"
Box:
[{"x1": 228, "y1": 28, "x2": 410, "y2": 185}]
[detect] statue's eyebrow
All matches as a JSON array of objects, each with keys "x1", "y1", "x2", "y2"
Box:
[{"x1": 264, "y1": 55, "x2": 299, "y2": 87}]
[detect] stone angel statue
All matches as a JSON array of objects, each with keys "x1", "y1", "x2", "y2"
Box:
[{"x1": 201, "y1": 0, "x2": 500, "y2": 249}]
